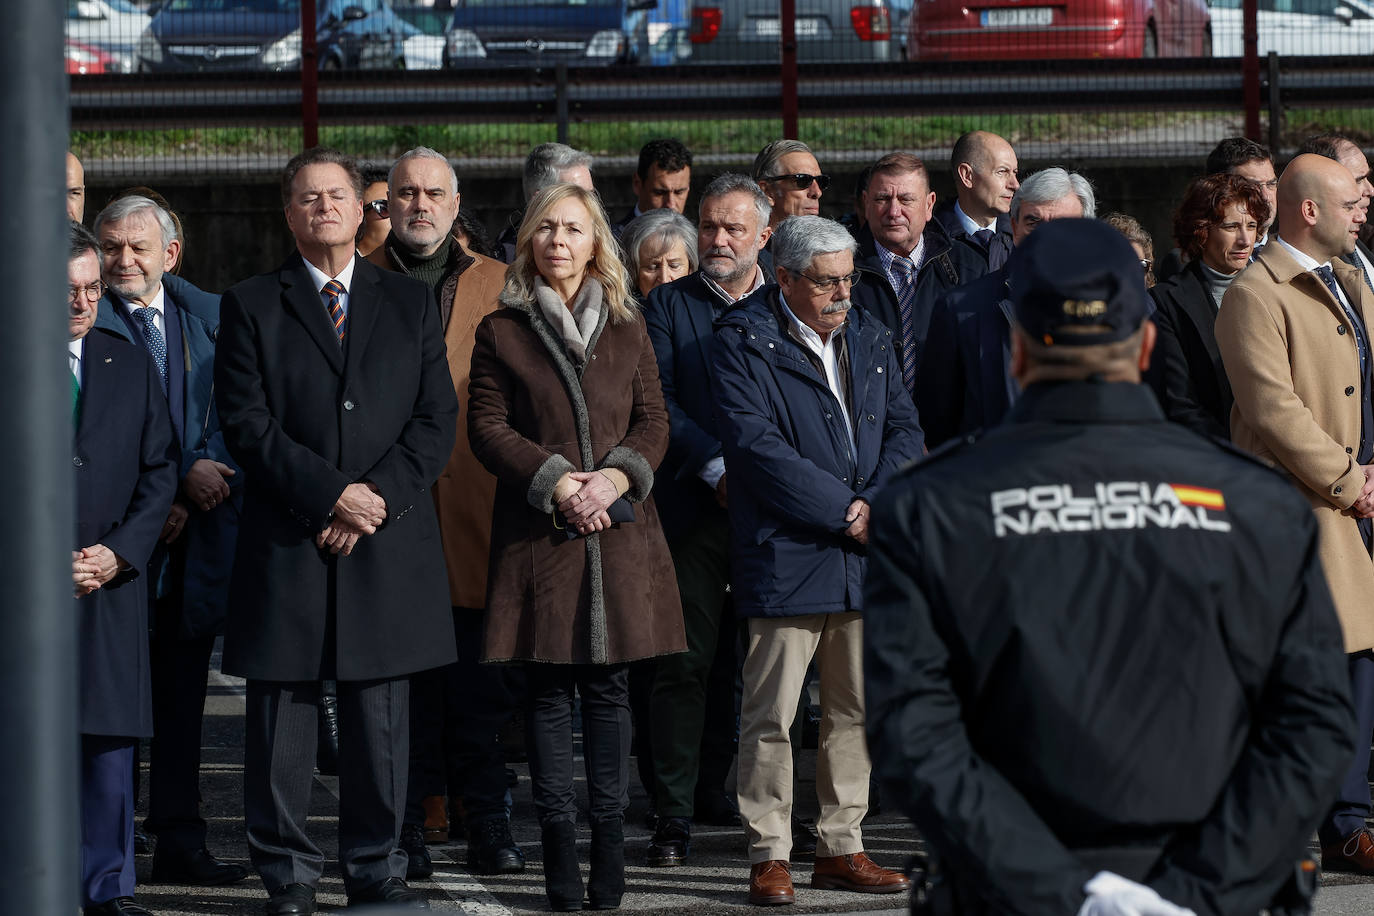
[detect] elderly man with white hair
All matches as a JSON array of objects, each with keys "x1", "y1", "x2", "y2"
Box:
[{"x1": 710, "y1": 215, "x2": 924, "y2": 906}]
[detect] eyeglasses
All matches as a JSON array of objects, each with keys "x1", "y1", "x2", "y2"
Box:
[
  {"x1": 798, "y1": 270, "x2": 860, "y2": 292},
  {"x1": 762, "y1": 173, "x2": 831, "y2": 192},
  {"x1": 365, "y1": 199, "x2": 388, "y2": 218},
  {"x1": 69, "y1": 280, "x2": 105, "y2": 303}
]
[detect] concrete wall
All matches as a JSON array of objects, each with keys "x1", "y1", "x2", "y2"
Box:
[{"x1": 87, "y1": 159, "x2": 1202, "y2": 294}]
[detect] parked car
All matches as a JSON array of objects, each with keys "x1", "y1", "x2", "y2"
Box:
[
  {"x1": 394, "y1": 3, "x2": 446, "y2": 67},
  {"x1": 66, "y1": 38, "x2": 117, "y2": 75},
  {"x1": 1210, "y1": 0, "x2": 1374, "y2": 55},
  {"x1": 138, "y1": 0, "x2": 408, "y2": 72},
  {"x1": 442, "y1": 0, "x2": 657, "y2": 68},
  {"x1": 687, "y1": 0, "x2": 896, "y2": 63},
  {"x1": 66, "y1": 0, "x2": 150, "y2": 73},
  {"x1": 907, "y1": 0, "x2": 1210, "y2": 59}
]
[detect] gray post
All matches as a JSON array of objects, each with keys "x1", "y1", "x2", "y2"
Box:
[{"x1": 0, "y1": 2, "x2": 79, "y2": 911}]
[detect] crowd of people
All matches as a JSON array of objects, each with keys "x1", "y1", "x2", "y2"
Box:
[{"x1": 62, "y1": 125, "x2": 1374, "y2": 916}]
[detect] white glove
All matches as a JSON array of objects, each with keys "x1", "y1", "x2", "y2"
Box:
[{"x1": 1077, "y1": 871, "x2": 1197, "y2": 916}]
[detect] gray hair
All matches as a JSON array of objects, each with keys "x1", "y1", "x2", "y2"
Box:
[
  {"x1": 1011, "y1": 168, "x2": 1096, "y2": 220},
  {"x1": 523, "y1": 142, "x2": 593, "y2": 202},
  {"x1": 771, "y1": 215, "x2": 857, "y2": 275},
  {"x1": 699, "y1": 173, "x2": 772, "y2": 234},
  {"x1": 752, "y1": 139, "x2": 815, "y2": 182},
  {"x1": 620, "y1": 209, "x2": 699, "y2": 277},
  {"x1": 390, "y1": 146, "x2": 458, "y2": 195},
  {"x1": 94, "y1": 195, "x2": 178, "y2": 248}
]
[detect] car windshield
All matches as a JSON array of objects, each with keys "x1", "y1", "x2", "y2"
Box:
[{"x1": 165, "y1": 0, "x2": 300, "y2": 11}]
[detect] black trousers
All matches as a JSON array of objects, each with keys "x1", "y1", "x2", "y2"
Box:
[
  {"x1": 145, "y1": 591, "x2": 216, "y2": 853},
  {"x1": 525, "y1": 663, "x2": 630, "y2": 827},
  {"x1": 406, "y1": 609, "x2": 518, "y2": 827},
  {"x1": 244, "y1": 677, "x2": 408, "y2": 893}
]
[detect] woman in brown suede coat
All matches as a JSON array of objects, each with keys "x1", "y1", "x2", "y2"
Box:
[{"x1": 468, "y1": 183, "x2": 684, "y2": 912}]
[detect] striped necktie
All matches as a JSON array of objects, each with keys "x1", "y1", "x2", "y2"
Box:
[
  {"x1": 890, "y1": 255, "x2": 917, "y2": 394},
  {"x1": 321, "y1": 279, "x2": 347, "y2": 344}
]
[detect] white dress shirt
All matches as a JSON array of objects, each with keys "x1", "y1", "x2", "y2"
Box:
[
  {"x1": 69, "y1": 338, "x2": 84, "y2": 390},
  {"x1": 118, "y1": 283, "x2": 167, "y2": 335},
  {"x1": 779, "y1": 292, "x2": 854, "y2": 443},
  {"x1": 302, "y1": 254, "x2": 358, "y2": 322}
]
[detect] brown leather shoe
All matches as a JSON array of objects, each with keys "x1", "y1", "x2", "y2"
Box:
[
  {"x1": 1322, "y1": 829, "x2": 1374, "y2": 873},
  {"x1": 811, "y1": 852, "x2": 911, "y2": 893},
  {"x1": 422, "y1": 795, "x2": 449, "y2": 843},
  {"x1": 748, "y1": 859, "x2": 795, "y2": 906}
]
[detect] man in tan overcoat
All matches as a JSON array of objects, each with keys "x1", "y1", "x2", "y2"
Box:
[
  {"x1": 1216, "y1": 152, "x2": 1373, "y2": 872},
  {"x1": 364, "y1": 146, "x2": 525, "y2": 877}
]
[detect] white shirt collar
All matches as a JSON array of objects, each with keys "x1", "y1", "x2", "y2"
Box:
[
  {"x1": 778, "y1": 291, "x2": 843, "y2": 350},
  {"x1": 68, "y1": 338, "x2": 84, "y2": 361},
  {"x1": 701, "y1": 263, "x2": 765, "y2": 305},
  {"x1": 954, "y1": 201, "x2": 996, "y2": 235},
  {"x1": 118, "y1": 282, "x2": 166, "y2": 319},
  {"x1": 1273, "y1": 235, "x2": 1325, "y2": 273},
  {"x1": 302, "y1": 253, "x2": 358, "y2": 294}
]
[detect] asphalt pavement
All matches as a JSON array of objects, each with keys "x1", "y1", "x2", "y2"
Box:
[{"x1": 129, "y1": 655, "x2": 1374, "y2": 915}]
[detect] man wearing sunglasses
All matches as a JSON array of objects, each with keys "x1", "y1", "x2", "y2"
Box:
[
  {"x1": 711, "y1": 215, "x2": 923, "y2": 906},
  {"x1": 752, "y1": 139, "x2": 828, "y2": 231}
]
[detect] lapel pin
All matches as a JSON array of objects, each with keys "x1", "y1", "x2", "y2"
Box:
[{"x1": 104, "y1": 357, "x2": 112, "y2": 363}]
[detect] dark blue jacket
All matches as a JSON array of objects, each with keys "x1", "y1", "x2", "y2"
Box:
[
  {"x1": 917, "y1": 266, "x2": 1017, "y2": 448},
  {"x1": 95, "y1": 273, "x2": 241, "y2": 637},
  {"x1": 710, "y1": 288, "x2": 924, "y2": 618},
  {"x1": 644, "y1": 270, "x2": 776, "y2": 540},
  {"x1": 933, "y1": 198, "x2": 1013, "y2": 271},
  {"x1": 848, "y1": 220, "x2": 982, "y2": 394}
]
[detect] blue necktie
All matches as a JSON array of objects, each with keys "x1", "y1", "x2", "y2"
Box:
[
  {"x1": 891, "y1": 256, "x2": 917, "y2": 394},
  {"x1": 1317, "y1": 265, "x2": 1368, "y2": 377},
  {"x1": 322, "y1": 279, "x2": 347, "y2": 344},
  {"x1": 133, "y1": 306, "x2": 168, "y2": 392}
]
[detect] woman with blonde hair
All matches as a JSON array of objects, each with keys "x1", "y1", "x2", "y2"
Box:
[{"x1": 468, "y1": 183, "x2": 685, "y2": 911}]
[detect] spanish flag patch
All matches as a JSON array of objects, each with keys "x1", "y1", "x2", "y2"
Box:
[{"x1": 1170, "y1": 484, "x2": 1226, "y2": 511}]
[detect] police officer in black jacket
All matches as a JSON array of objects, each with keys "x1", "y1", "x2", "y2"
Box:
[{"x1": 863, "y1": 219, "x2": 1357, "y2": 916}]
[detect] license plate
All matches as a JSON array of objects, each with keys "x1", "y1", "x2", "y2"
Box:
[
  {"x1": 980, "y1": 7, "x2": 1053, "y2": 26},
  {"x1": 754, "y1": 17, "x2": 822, "y2": 37}
]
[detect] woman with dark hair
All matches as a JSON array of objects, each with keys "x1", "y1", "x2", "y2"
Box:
[
  {"x1": 467, "y1": 183, "x2": 685, "y2": 911},
  {"x1": 1149, "y1": 173, "x2": 1270, "y2": 440}
]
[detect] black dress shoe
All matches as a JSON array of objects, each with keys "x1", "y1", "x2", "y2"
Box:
[
  {"x1": 646, "y1": 816, "x2": 690, "y2": 867},
  {"x1": 791, "y1": 815, "x2": 817, "y2": 860},
  {"x1": 467, "y1": 816, "x2": 526, "y2": 874},
  {"x1": 133, "y1": 826, "x2": 154, "y2": 856},
  {"x1": 266, "y1": 883, "x2": 317, "y2": 916},
  {"x1": 84, "y1": 898, "x2": 153, "y2": 916},
  {"x1": 151, "y1": 846, "x2": 249, "y2": 886},
  {"x1": 348, "y1": 876, "x2": 429, "y2": 909},
  {"x1": 693, "y1": 790, "x2": 742, "y2": 827},
  {"x1": 402, "y1": 822, "x2": 434, "y2": 880}
]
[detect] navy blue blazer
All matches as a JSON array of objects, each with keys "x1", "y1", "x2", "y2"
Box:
[
  {"x1": 933, "y1": 199, "x2": 1013, "y2": 270},
  {"x1": 95, "y1": 274, "x2": 242, "y2": 636},
  {"x1": 74, "y1": 329, "x2": 178, "y2": 736}
]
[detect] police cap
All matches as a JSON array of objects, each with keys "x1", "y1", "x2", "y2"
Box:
[{"x1": 1009, "y1": 218, "x2": 1151, "y2": 346}]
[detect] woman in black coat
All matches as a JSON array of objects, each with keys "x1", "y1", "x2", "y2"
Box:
[{"x1": 1149, "y1": 173, "x2": 1271, "y2": 439}]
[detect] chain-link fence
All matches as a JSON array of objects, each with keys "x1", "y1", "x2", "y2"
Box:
[{"x1": 67, "y1": 0, "x2": 1374, "y2": 183}]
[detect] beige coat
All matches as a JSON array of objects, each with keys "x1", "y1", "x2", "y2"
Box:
[
  {"x1": 1216, "y1": 241, "x2": 1374, "y2": 651},
  {"x1": 367, "y1": 239, "x2": 508, "y2": 609}
]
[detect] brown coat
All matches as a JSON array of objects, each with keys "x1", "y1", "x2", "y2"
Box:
[
  {"x1": 1216, "y1": 241, "x2": 1374, "y2": 651},
  {"x1": 367, "y1": 239, "x2": 507, "y2": 609},
  {"x1": 467, "y1": 291, "x2": 685, "y2": 665}
]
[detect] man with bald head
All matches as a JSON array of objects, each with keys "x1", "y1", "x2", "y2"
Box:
[
  {"x1": 1215, "y1": 153, "x2": 1374, "y2": 874},
  {"x1": 934, "y1": 130, "x2": 1019, "y2": 271},
  {"x1": 1300, "y1": 133, "x2": 1374, "y2": 295}
]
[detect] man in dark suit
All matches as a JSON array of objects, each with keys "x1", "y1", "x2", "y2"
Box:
[
  {"x1": 611, "y1": 138, "x2": 693, "y2": 238},
  {"x1": 847, "y1": 151, "x2": 981, "y2": 400},
  {"x1": 641, "y1": 172, "x2": 775, "y2": 866},
  {"x1": 919, "y1": 168, "x2": 1095, "y2": 447},
  {"x1": 214, "y1": 147, "x2": 459, "y2": 914},
  {"x1": 69, "y1": 220, "x2": 179, "y2": 916},
  {"x1": 91, "y1": 194, "x2": 246, "y2": 887},
  {"x1": 933, "y1": 131, "x2": 1019, "y2": 271}
]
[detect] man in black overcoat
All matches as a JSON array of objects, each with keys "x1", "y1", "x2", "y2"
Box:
[{"x1": 214, "y1": 147, "x2": 459, "y2": 914}]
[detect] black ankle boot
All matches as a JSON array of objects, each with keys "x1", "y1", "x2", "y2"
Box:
[
  {"x1": 541, "y1": 820, "x2": 583, "y2": 912},
  {"x1": 586, "y1": 817, "x2": 624, "y2": 910}
]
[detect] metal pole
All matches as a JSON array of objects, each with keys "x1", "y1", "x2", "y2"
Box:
[
  {"x1": 1242, "y1": 0, "x2": 1260, "y2": 140},
  {"x1": 780, "y1": 0, "x2": 799, "y2": 140},
  {"x1": 1267, "y1": 51, "x2": 1282, "y2": 156},
  {"x1": 556, "y1": 62, "x2": 570, "y2": 144},
  {"x1": 302, "y1": 0, "x2": 320, "y2": 149},
  {"x1": 0, "y1": 2, "x2": 78, "y2": 911}
]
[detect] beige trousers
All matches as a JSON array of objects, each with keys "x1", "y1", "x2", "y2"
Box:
[{"x1": 737, "y1": 612, "x2": 869, "y2": 864}]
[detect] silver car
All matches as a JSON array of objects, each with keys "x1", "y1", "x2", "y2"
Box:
[{"x1": 687, "y1": 0, "x2": 897, "y2": 63}]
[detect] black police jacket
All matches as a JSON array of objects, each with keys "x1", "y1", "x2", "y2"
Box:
[{"x1": 863, "y1": 379, "x2": 1356, "y2": 916}]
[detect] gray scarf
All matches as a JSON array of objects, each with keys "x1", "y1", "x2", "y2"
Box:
[{"x1": 534, "y1": 276, "x2": 603, "y2": 365}]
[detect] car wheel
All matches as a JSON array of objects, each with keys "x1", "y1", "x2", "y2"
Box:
[{"x1": 1142, "y1": 23, "x2": 1158, "y2": 57}]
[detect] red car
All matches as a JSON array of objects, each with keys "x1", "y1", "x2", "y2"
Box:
[
  {"x1": 908, "y1": 0, "x2": 1211, "y2": 59},
  {"x1": 66, "y1": 39, "x2": 114, "y2": 75}
]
